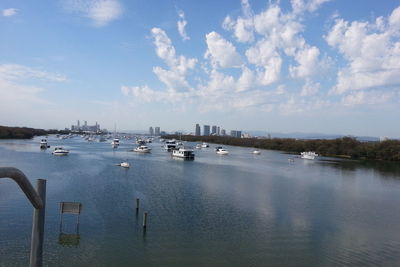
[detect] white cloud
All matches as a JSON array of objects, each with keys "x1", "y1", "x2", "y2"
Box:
[
  {"x1": 300, "y1": 79, "x2": 320, "y2": 96},
  {"x1": 342, "y1": 91, "x2": 396, "y2": 106},
  {"x1": 291, "y1": 0, "x2": 331, "y2": 14},
  {"x1": 289, "y1": 45, "x2": 321, "y2": 78},
  {"x1": 0, "y1": 64, "x2": 66, "y2": 116},
  {"x1": 177, "y1": 10, "x2": 190, "y2": 41},
  {"x1": 222, "y1": 0, "x2": 254, "y2": 43},
  {"x1": 0, "y1": 64, "x2": 67, "y2": 82},
  {"x1": 151, "y1": 28, "x2": 197, "y2": 91},
  {"x1": 245, "y1": 39, "x2": 282, "y2": 85},
  {"x1": 326, "y1": 6, "x2": 400, "y2": 94},
  {"x1": 2, "y1": 8, "x2": 17, "y2": 17},
  {"x1": 64, "y1": 0, "x2": 122, "y2": 27},
  {"x1": 204, "y1": 31, "x2": 242, "y2": 68}
]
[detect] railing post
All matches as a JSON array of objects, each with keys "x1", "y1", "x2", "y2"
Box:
[{"x1": 30, "y1": 179, "x2": 46, "y2": 267}]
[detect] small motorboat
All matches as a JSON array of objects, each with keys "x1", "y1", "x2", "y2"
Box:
[
  {"x1": 252, "y1": 150, "x2": 261, "y2": 155},
  {"x1": 300, "y1": 151, "x2": 318, "y2": 160},
  {"x1": 216, "y1": 148, "x2": 229, "y2": 155},
  {"x1": 52, "y1": 147, "x2": 69, "y2": 156},
  {"x1": 201, "y1": 142, "x2": 209, "y2": 148},
  {"x1": 133, "y1": 145, "x2": 152, "y2": 153},
  {"x1": 118, "y1": 162, "x2": 130, "y2": 168}
]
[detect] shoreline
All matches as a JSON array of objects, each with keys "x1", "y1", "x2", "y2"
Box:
[{"x1": 165, "y1": 135, "x2": 400, "y2": 162}]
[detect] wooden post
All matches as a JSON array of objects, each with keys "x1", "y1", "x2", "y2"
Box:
[
  {"x1": 143, "y1": 212, "x2": 148, "y2": 229},
  {"x1": 136, "y1": 198, "x2": 140, "y2": 211}
]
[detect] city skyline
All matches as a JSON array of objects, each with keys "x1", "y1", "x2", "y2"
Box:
[{"x1": 1, "y1": 0, "x2": 400, "y2": 137}]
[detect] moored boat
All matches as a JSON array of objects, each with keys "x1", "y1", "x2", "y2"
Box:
[
  {"x1": 164, "y1": 139, "x2": 177, "y2": 151},
  {"x1": 216, "y1": 148, "x2": 229, "y2": 155},
  {"x1": 40, "y1": 139, "x2": 48, "y2": 149},
  {"x1": 300, "y1": 151, "x2": 318, "y2": 160},
  {"x1": 52, "y1": 147, "x2": 69, "y2": 156},
  {"x1": 133, "y1": 145, "x2": 152, "y2": 153},
  {"x1": 172, "y1": 147, "x2": 195, "y2": 159}
]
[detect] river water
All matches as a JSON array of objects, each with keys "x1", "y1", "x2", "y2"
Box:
[{"x1": 1, "y1": 136, "x2": 400, "y2": 266}]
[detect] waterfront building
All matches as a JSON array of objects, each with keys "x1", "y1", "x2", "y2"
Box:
[
  {"x1": 211, "y1": 126, "x2": 217, "y2": 135},
  {"x1": 71, "y1": 120, "x2": 100, "y2": 132},
  {"x1": 203, "y1": 125, "x2": 210, "y2": 136},
  {"x1": 230, "y1": 130, "x2": 242, "y2": 138},
  {"x1": 195, "y1": 124, "x2": 201, "y2": 136},
  {"x1": 155, "y1": 127, "x2": 160, "y2": 136},
  {"x1": 149, "y1": 127, "x2": 154, "y2": 136}
]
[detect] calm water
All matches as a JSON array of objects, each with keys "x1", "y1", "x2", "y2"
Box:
[{"x1": 1, "y1": 136, "x2": 400, "y2": 266}]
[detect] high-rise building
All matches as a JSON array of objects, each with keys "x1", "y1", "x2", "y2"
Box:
[
  {"x1": 221, "y1": 129, "x2": 226, "y2": 136},
  {"x1": 203, "y1": 125, "x2": 210, "y2": 136},
  {"x1": 195, "y1": 124, "x2": 201, "y2": 136},
  {"x1": 149, "y1": 127, "x2": 154, "y2": 136},
  {"x1": 217, "y1": 126, "x2": 220, "y2": 136},
  {"x1": 230, "y1": 130, "x2": 241, "y2": 138},
  {"x1": 211, "y1": 125, "x2": 217, "y2": 135},
  {"x1": 155, "y1": 127, "x2": 160, "y2": 136}
]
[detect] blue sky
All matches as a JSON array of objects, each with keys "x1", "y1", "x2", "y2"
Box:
[{"x1": 1, "y1": 0, "x2": 399, "y2": 137}]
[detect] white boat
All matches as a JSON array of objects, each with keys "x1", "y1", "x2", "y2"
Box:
[
  {"x1": 201, "y1": 142, "x2": 209, "y2": 148},
  {"x1": 214, "y1": 146, "x2": 223, "y2": 151},
  {"x1": 111, "y1": 138, "x2": 120, "y2": 147},
  {"x1": 52, "y1": 147, "x2": 69, "y2": 156},
  {"x1": 119, "y1": 162, "x2": 130, "y2": 168},
  {"x1": 216, "y1": 148, "x2": 229, "y2": 155},
  {"x1": 172, "y1": 147, "x2": 195, "y2": 159},
  {"x1": 40, "y1": 139, "x2": 48, "y2": 149},
  {"x1": 133, "y1": 145, "x2": 152, "y2": 153},
  {"x1": 252, "y1": 150, "x2": 261, "y2": 155},
  {"x1": 164, "y1": 140, "x2": 177, "y2": 151},
  {"x1": 300, "y1": 151, "x2": 318, "y2": 160}
]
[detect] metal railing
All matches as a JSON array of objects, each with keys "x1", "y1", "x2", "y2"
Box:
[{"x1": 0, "y1": 167, "x2": 46, "y2": 267}]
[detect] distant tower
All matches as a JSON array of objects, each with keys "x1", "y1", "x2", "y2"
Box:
[
  {"x1": 149, "y1": 127, "x2": 154, "y2": 136},
  {"x1": 195, "y1": 124, "x2": 201, "y2": 136},
  {"x1": 84, "y1": 121, "x2": 87, "y2": 126},
  {"x1": 155, "y1": 127, "x2": 160, "y2": 136},
  {"x1": 211, "y1": 126, "x2": 217, "y2": 135},
  {"x1": 221, "y1": 129, "x2": 226, "y2": 136},
  {"x1": 203, "y1": 125, "x2": 210, "y2": 136},
  {"x1": 217, "y1": 126, "x2": 220, "y2": 136},
  {"x1": 77, "y1": 120, "x2": 80, "y2": 130}
]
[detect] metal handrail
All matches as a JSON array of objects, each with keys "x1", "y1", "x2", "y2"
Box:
[{"x1": 0, "y1": 167, "x2": 46, "y2": 267}]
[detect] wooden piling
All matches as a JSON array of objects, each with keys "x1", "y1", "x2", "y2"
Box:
[
  {"x1": 143, "y1": 212, "x2": 148, "y2": 229},
  {"x1": 136, "y1": 198, "x2": 140, "y2": 211}
]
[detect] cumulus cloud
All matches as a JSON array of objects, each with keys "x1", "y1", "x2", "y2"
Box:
[
  {"x1": 291, "y1": 0, "x2": 332, "y2": 14},
  {"x1": 2, "y1": 8, "x2": 17, "y2": 17},
  {"x1": 177, "y1": 10, "x2": 190, "y2": 41},
  {"x1": 204, "y1": 31, "x2": 242, "y2": 68},
  {"x1": 222, "y1": 0, "x2": 254, "y2": 43},
  {"x1": 64, "y1": 0, "x2": 122, "y2": 27},
  {"x1": 326, "y1": 6, "x2": 400, "y2": 95},
  {"x1": 151, "y1": 27, "x2": 197, "y2": 91}
]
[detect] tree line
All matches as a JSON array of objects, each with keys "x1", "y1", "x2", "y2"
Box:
[
  {"x1": 165, "y1": 135, "x2": 400, "y2": 161},
  {"x1": 0, "y1": 125, "x2": 69, "y2": 139}
]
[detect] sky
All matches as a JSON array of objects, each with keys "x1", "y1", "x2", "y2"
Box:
[{"x1": 0, "y1": 0, "x2": 399, "y2": 137}]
